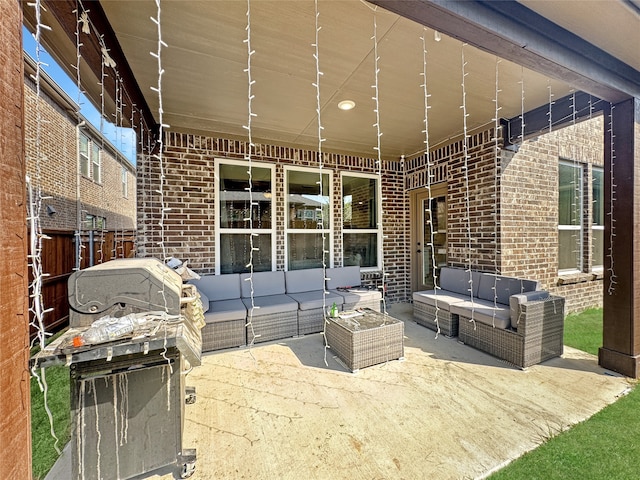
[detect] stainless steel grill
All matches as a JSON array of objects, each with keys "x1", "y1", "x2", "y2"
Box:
[{"x1": 33, "y1": 258, "x2": 205, "y2": 479}]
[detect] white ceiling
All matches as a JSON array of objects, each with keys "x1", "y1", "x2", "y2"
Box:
[{"x1": 36, "y1": 0, "x2": 640, "y2": 161}]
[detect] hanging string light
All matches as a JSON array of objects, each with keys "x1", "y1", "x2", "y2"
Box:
[
  {"x1": 243, "y1": 0, "x2": 259, "y2": 348},
  {"x1": 311, "y1": 0, "x2": 333, "y2": 366},
  {"x1": 607, "y1": 104, "x2": 617, "y2": 295},
  {"x1": 419, "y1": 29, "x2": 440, "y2": 337},
  {"x1": 370, "y1": 7, "x2": 388, "y2": 315},
  {"x1": 490, "y1": 58, "x2": 502, "y2": 327},
  {"x1": 73, "y1": 3, "x2": 86, "y2": 271},
  {"x1": 27, "y1": 0, "x2": 61, "y2": 455},
  {"x1": 150, "y1": 0, "x2": 170, "y2": 264},
  {"x1": 460, "y1": 43, "x2": 475, "y2": 322}
]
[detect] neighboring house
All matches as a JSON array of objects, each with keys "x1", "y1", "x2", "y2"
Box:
[
  {"x1": 137, "y1": 110, "x2": 608, "y2": 313},
  {"x1": 23, "y1": 52, "x2": 137, "y2": 333}
]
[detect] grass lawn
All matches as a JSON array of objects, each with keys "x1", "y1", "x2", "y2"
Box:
[{"x1": 489, "y1": 308, "x2": 640, "y2": 480}]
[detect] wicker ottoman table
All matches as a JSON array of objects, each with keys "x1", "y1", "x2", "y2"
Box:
[{"x1": 325, "y1": 308, "x2": 404, "y2": 372}]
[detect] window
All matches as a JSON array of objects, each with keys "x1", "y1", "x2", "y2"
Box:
[
  {"x1": 83, "y1": 214, "x2": 106, "y2": 231},
  {"x1": 342, "y1": 173, "x2": 381, "y2": 269},
  {"x1": 121, "y1": 167, "x2": 128, "y2": 198},
  {"x1": 285, "y1": 167, "x2": 331, "y2": 270},
  {"x1": 79, "y1": 133, "x2": 90, "y2": 177},
  {"x1": 558, "y1": 161, "x2": 583, "y2": 273},
  {"x1": 592, "y1": 167, "x2": 604, "y2": 270},
  {"x1": 79, "y1": 133, "x2": 101, "y2": 182},
  {"x1": 92, "y1": 142, "x2": 101, "y2": 183},
  {"x1": 216, "y1": 160, "x2": 274, "y2": 274}
]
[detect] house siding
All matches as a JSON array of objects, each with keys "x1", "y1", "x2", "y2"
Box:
[{"x1": 23, "y1": 73, "x2": 137, "y2": 233}]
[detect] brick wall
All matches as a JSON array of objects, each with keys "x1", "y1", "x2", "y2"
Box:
[
  {"x1": 23, "y1": 72, "x2": 137, "y2": 233},
  {"x1": 139, "y1": 116, "x2": 605, "y2": 311},
  {"x1": 500, "y1": 116, "x2": 604, "y2": 312},
  {"x1": 404, "y1": 118, "x2": 604, "y2": 313},
  {"x1": 137, "y1": 132, "x2": 409, "y2": 302}
]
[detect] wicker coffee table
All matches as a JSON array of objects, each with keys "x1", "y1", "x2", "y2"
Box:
[{"x1": 325, "y1": 308, "x2": 404, "y2": 372}]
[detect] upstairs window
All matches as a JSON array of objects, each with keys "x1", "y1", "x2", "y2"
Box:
[
  {"x1": 79, "y1": 133, "x2": 101, "y2": 183},
  {"x1": 121, "y1": 167, "x2": 128, "y2": 198}
]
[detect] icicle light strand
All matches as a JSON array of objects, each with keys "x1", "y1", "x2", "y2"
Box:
[
  {"x1": 28, "y1": 0, "x2": 61, "y2": 456},
  {"x1": 371, "y1": 9, "x2": 387, "y2": 317},
  {"x1": 420, "y1": 30, "x2": 440, "y2": 337},
  {"x1": 460, "y1": 44, "x2": 475, "y2": 324},
  {"x1": 243, "y1": 0, "x2": 258, "y2": 349},
  {"x1": 607, "y1": 104, "x2": 617, "y2": 295},
  {"x1": 312, "y1": 0, "x2": 332, "y2": 366},
  {"x1": 491, "y1": 58, "x2": 502, "y2": 327}
]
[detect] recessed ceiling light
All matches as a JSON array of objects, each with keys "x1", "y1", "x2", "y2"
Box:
[{"x1": 338, "y1": 100, "x2": 356, "y2": 111}]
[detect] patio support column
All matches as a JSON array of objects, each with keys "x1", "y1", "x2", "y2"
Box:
[
  {"x1": 599, "y1": 98, "x2": 640, "y2": 378},
  {"x1": 0, "y1": 1, "x2": 32, "y2": 478}
]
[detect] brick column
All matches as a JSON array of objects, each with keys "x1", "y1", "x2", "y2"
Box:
[
  {"x1": 599, "y1": 98, "x2": 640, "y2": 378},
  {"x1": 0, "y1": 2, "x2": 31, "y2": 478}
]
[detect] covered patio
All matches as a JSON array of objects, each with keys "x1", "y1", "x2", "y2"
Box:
[
  {"x1": 45, "y1": 304, "x2": 630, "y2": 479},
  {"x1": 2, "y1": 1, "x2": 639, "y2": 478}
]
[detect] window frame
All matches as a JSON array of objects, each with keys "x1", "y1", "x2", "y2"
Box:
[
  {"x1": 558, "y1": 160, "x2": 584, "y2": 274},
  {"x1": 214, "y1": 158, "x2": 276, "y2": 275},
  {"x1": 79, "y1": 132, "x2": 102, "y2": 183},
  {"x1": 341, "y1": 171, "x2": 382, "y2": 271},
  {"x1": 284, "y1": 165, "x2": 333, "y2": 271}
]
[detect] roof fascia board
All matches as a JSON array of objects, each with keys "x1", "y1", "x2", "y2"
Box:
[
  {"x1": 369, "y1": 0, "x2": 639, "y2": 103},
  {"x1": 503, "y1": 91, "x2": 608, "y2": 146}
]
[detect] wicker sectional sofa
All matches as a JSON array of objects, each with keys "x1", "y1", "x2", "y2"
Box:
[
  {"x1": 191, "y1": 266, "x2": 382, "y2": 352},
  {"x1": 413, "y1": 267, "x2": 565, "y2": 368}
]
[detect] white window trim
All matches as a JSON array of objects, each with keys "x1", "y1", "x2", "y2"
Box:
[
  {"x1": 341, "y1": 171, "x2": 382, "y2": 272},
  {"x1": 558, "y1": 160, "x2": 584, "y2": 275},
  {"x1": 284, "y1": 165, "x2": 333, "y2": 271},
  {"x1": 214, "y1": 158, "x2": 276, "y2": 275}
]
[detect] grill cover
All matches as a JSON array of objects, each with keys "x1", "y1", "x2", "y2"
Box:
[{"x1": 68, "y1": 258, "x2": 184, "y2": 327}]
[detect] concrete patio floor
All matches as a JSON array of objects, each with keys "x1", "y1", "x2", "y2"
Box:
[{"x1": 48, "y1": 303, "x2": 631, "y2": 480}]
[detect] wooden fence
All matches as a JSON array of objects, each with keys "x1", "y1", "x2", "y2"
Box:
[{"x1": 30, "y1": 230, "x2": 136, "y2": 339}]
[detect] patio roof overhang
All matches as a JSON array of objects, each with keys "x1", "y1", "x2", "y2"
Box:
[{"x1": 22, "y1": 0, "x2": 639, "y2": 160}]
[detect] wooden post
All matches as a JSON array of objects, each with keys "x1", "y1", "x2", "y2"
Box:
[
  {"x1": 0, "y1": 1, "x2": 32, "y2": 478},
  {"x1": 599, "y1": 98, "x2": 640, "y2": 378}
]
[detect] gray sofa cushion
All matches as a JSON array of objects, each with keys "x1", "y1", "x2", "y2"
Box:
[
  {"x1": 240, "y1": 271, "x2": 286, "y2": 297},
  {"x1": 192, "y1": 273, "x2": 241, "y2": 301},
  {"x1": 287, "y1": 291, "x2": 344, "y2": 311},
  {"x1": 450, "y1": 299, "x2": 511, "y2": 329},
  {"x1": 285, "y1": 268, "x2": 325, "y2": 294},
  {"x1": 326, "y1": 266, "x2": 361, "y2": 289},
  {"x1": 477, "y1": 274, "x2": 539, "y2": 305},
  {"x1": 509, "y1": 290, "x2": 551, "y2": 329},
  {"x1": 204, "y1": 298, "x2": 246, "y2": 323},
  {"x1": 338, "y1": 287, "x2": 381, "y2": 304},
  {"x1": 412, "y1": 290, "x2": 471, "y2": 309},
  {"x1": 439, "y1": 267, "x2": 481, "y2": 297},
  {"x1": 242, "y1": 294, "x2": 298, "y2": 316}
]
